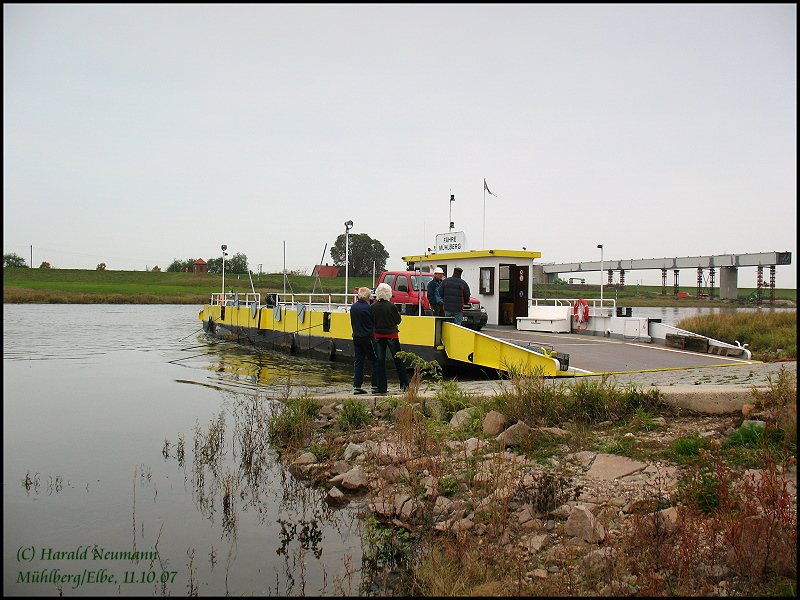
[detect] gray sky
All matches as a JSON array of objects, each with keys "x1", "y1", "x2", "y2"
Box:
[{"x1": 4, "y1": 4, "x2": 796, "y2": 288}]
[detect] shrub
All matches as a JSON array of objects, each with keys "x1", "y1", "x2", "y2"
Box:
[
  {"x1": 266, "y1": 395, "x2": 320, "y2": 450},
  {"x1": 336, "y1": 398, "x2": 371, "y2": 430}
]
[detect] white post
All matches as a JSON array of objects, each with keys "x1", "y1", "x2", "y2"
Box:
[
  {"x1": 221, "y1": 244, "x2": 227, "y2": 299},
  {"x1": 597, "y1": 244, "x2": 604, "y2": 306},
  {"x1": 482, "y1": 187, "x2": 486, "y2": 248},
  {"x1": 344, "y1": 220, "x2": 353, "y2": 299}
]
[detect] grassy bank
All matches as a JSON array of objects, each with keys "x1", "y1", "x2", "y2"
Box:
[
  {"x1": 3, "y1": 267, "x2": 796, "y2": 306},
  {"x1": 2, "y1": 268, "x2": 374, "y2": 304},
  {"x1": 676, "y1": 311, "x2": 797, "y2": 362}
]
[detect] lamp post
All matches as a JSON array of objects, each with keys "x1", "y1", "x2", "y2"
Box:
[
  {"x1": 221, "y1": 244, "x2": 228, "y2": 299},
  {"x1": 597, "y1": 244, "x2": 604, "y2": 306},
  {"x1": 344, "y1": 220, "x2": 353, "y2": 298}
]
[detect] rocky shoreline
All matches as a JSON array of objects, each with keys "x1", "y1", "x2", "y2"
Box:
[{"x1": 279, "y1": 361, "x2": 797, "y2": 596}]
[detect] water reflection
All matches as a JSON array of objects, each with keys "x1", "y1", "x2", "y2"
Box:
[
  {"x1": 174, "y1": 337, "x2": 354, "y2": 396},
  {"x1": 3, "y1": 305, "x2": 364, "y2": 597},
  {"x1": 159, "y1": 387, "x2": 364, "y2": 595}
]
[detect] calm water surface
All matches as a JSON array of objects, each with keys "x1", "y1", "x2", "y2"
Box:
[{"x1": 3, "y1": 305, "x2": 362, "y2": 597}]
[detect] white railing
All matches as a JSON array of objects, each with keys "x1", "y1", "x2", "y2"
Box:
[
  {"x1": 529, "y1": 297, "x2": 617, "y2": 313},
  {"x1": 210, "y1": 292, "x2": 261, "y2": 307},
  {"x1": 274, "y1": 292, "x2": 354, "y2": 312},
  {"x1": 209, "y1": 292, "x2": 361, "y2": 312}
]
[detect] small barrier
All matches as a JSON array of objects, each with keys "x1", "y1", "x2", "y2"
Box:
[{"x1": 517, "y1": 304, "x2": 572, "y2": 333}]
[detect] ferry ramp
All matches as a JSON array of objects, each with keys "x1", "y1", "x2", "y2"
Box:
[
  {"x1": 480, "y1": 325, "x2": 758, "y2": 375},
  {"x1": 440, "y1": 322, "x2": 569, "y2": 376}
]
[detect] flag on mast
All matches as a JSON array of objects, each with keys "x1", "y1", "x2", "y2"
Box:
[{"x1": 484, "y1": 178, "x2": 497, "y2": 197}]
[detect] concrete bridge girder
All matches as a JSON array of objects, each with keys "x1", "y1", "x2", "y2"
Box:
[{"x1": 536, "y1": 252, "x2": 791, "y2": 300}]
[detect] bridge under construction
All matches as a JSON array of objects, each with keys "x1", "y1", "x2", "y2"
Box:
[{"x1": 535, "y1": 251, "x2": 792, "y2": 303}]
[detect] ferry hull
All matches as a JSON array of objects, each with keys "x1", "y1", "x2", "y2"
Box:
[
  {"x1": 198, "y1": 302, "x2": 569, "y2": 376},
  {"x1": 200, "y1": 304, "x2": 450, "y2": 366}
]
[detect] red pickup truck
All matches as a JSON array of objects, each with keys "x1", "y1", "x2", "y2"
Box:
[{"x1": 374, "y1": 270, "x2": 488, "y2": 330}]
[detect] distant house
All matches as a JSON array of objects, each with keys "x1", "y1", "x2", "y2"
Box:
[
  {"x1": 312, "y1": 264, "x2": 342, "y2": 277},
  {"x1": 193, "y1": 258, "x2": 208, "y2": 273}
]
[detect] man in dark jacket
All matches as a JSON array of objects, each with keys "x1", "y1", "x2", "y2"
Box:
[
  {"x1": 369, "y1": 282, "x2": 411, "y2": 394},
  {"x1": 440, "y1": 266, "x2": 470, "y2": 326},
  {"x1": 426, "y1": 267, "x2": 445, "y2": 316},
  {"x1": 350, "y1": 287, "x2": 377, "y2": 394}
]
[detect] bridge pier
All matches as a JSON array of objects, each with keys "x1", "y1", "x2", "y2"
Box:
[{"x1": 719, "y1": 266, "x2": 738, "y2": 300}]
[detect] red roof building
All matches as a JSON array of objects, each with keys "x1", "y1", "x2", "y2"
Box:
[
  {"x1": 193, "y1": 258, "x2": 208, "y2": 273},
  {"x1": 312, "y1": 264, "x2": 341, "y2": 277}
]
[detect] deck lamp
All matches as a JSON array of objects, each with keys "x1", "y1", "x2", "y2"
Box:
[
  {"x1": 221, "y1": 244, "x2": 228, "y2": 299},
  {"x1": 344, "y1": 221, "x2": 353, "y2": 298},
  {"x1": 597, "y1": 244, "x2": 604, "y2": 306}
]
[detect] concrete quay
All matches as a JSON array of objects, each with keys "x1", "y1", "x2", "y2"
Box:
[{"x1": 332, "y1": 361, "x2": 796, "y2": 416}]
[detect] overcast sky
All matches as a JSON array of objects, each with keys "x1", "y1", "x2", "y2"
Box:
[{"x1": 4, "y1": 4, "x2": 796, "y2": 287}]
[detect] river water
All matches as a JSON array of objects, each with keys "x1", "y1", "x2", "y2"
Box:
[
  {"x1": 3, "y1": 304, "x2": 362, "y2": 597},
  {"x1": 3, "y1": 303, "x2": 793, "y2": 596}
]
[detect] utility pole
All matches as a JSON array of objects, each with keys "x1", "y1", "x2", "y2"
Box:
[{"x1": 30, "y1": 245, "x2": 33, "y2": 268}]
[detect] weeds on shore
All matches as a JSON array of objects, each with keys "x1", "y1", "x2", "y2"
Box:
[
  {"x1": 676, "y1": 310, "x2": 796, "y2": 361},
  {"x1": 266, "y1": 394, "x2": 320, "y2": 450},
  {"x1": 393, "y1": 358, "x2": 796, "y2": 596},
  {"x1": 491, "y1": 365, "x2": 667, "y2": 428},
  {"x1": 259, "y1": 353, "x2": 797, "y2": 597}
]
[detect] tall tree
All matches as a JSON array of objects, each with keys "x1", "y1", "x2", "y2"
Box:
[
  {"x1": 3, "y1": 253, "x2": 28, "y2": 268},
  {"x1": 207, "y1": 252, "x2": 248, "y2": 274},
  {"x1": 166, "y1": 258, "x2": 195, "y2": 272},
  {"x1": 330, "y1": 233, "x2": 389, "y2": 276}
]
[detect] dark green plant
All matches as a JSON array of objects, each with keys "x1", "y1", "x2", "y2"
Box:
[
  {"x1": 361, "y1": 516, "x2": 414, "y2": 569},
  {"x1": 428, "y1": 379, "x2": 471, "y2": 420},
  {"x1": 395, "y1": 351, "x2": 443, "y2": 384},
  {"x1": 665, "y1": 434, "x2": 711, "y2": 465},
  {"x1": 439, "y1": 476, "x2": 460, "y2": 497},
  {"x1": 266, "y1": 395, "x2": 320, "y2": 449},
  {"x1": 337, "y1": 398, "x2": 372, "y2": 430}
]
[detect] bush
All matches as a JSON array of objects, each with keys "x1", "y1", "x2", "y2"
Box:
[
  {"x1": 336, "y1": 398, "x2": 371, "y2": 430},
  {"x1": 266, "y1": 395, "x2": 320, "y2": 449}
]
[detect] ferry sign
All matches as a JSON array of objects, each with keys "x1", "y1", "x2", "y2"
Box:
[{"x1": 436, "y1": 231, "x2": 467, "y2": 253}]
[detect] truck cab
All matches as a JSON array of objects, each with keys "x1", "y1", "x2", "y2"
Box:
[{"x1": 377, "y1": 271, "x2": 488, "y2": 330}]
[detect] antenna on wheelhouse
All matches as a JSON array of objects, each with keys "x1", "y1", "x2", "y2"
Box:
[{"x1": 449, "y1": 191, "x2": 455, "y2": 231}]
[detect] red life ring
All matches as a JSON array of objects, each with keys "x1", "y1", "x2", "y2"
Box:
[{"x1": 573, "y1": 298, "x2": 590, "y2": 323}]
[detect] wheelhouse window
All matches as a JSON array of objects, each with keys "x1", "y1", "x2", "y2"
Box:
[{"x1": 480, "y1": 267, "x2": 495, "y2": 295}]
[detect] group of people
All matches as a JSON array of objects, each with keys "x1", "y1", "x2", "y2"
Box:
[
  {"x1": 350, "y1": 267, "x2": 472, "y2": 394},
  {"x1": 350, "y1": 282, "x2": 411, "y2": 395},
  {"x1": 426, "y1": 266, "x2": 471, "y2": 326}
]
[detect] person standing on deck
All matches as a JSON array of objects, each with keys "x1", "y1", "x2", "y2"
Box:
[
  {"x1": 369, "y1": 282, "x2": 411, "y2": 394},
  {"x1": 426, "y1": 267, "x2": 445, "y2": 316},
  {"x1": 440, "y1": 266, "x2": 470, "y2": 326},
  {"x1": 350, "y1": 287, "x2": 378, "y2": 395}
]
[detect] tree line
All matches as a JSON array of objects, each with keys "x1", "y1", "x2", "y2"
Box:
[{"x1": 4, "y1": 232, "x2": 389, "y2": 275}]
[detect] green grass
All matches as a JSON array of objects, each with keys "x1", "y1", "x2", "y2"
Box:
[
  {"x1": 534, "y1": 283, "x2": 796, "y2": 305},
  {"x1": 3, "y1": 267, "x2": 375, "y2": 303},
  {"x1": 676, "y1": 311, "x2": 797, "y2": 361},
  {"x1": 5, "y1": 267, "x2": 795, "y2": 305},
  {"x1": 336, "y1": 398, "x2": 372, "y2": 430}
]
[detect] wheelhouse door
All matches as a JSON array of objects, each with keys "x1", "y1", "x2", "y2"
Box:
[{"x1": 513, "y1": 266, "x2": 529, "y2": 319}]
